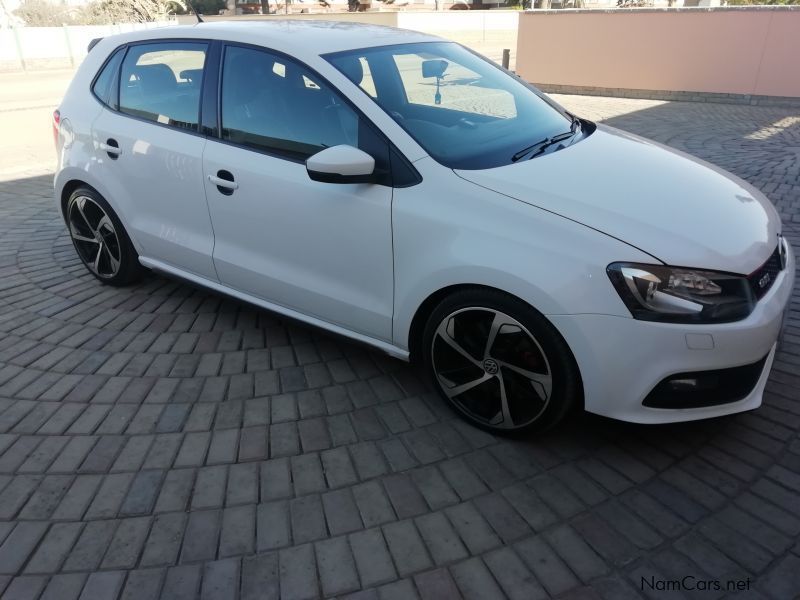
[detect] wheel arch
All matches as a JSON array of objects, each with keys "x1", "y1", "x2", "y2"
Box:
[
  {"x1": 407, "y1": 283, "x2": 564, "y2": 360},
  {"x1": 59, "y1": 179, "x2": 98, "y2": 221},
  {"x1": 400, "y1": 265, "x2": 568, "y2": 361},
  {"x1": 408, "y1": 283, "x2": 486, "y2": 364},
  {"x1": 56, "y1": 169, "x2": 143, "y2": 254},
  {"x1": 55, "y1": 165, "x2": 109, "y2": 219}
]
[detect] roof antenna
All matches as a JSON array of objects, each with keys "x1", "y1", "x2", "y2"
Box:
[{"x1": 186, "y1": 0, "x2": 204, "y2": 23}]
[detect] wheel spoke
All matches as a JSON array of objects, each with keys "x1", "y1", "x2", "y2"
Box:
[
  {"x1": 92, "y1": 241, "x2": 104, "y2": 273},
  {"x1": 76, "y1": 198, "x2": 95, "y2": 233},
  {"x1": 496, "y1": 373, "x2": 514, "y2": 428},
  {"x1": 435, "y1": 322, "x2": 481, "y2": 367},
  {"x1": 69, "y1": 223, "x2": 97, "y2": 244},
  {"x1": 96, "y1": 215, "x2": 114, "y2": 237},
  {"x1": 484, "y1": 311, "x2": 514, "y2": 359},
  {"x1": 104, "y1": 245, "x2": 120, "y2": 273},
  {"x1": 498, "y1": 361, "x2": 552, "y2": 399},
  {"x1": 438, "y1": 371, "x2": 492, "y2": 399}
]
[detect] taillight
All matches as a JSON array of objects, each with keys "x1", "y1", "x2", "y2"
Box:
[{"x1": 52, "y1": 109, "x2": 61, "y2": 147}]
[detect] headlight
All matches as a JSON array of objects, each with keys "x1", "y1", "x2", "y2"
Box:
[{"x1": 607, "y1": 263, "x2": 756, "y2": 323}]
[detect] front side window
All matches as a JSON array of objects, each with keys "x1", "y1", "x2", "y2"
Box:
[
  {"x1": 119, "y1": 42, "x2": 207, "y2": 131},
  {"x1": 327, "y1": 42, "x2": 576, "y2": 170},
  {"x1": 220, "y1": 45, "x2": 360, "y2": 159}
]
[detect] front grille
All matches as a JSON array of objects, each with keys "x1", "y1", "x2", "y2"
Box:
[{"x1": 747, "y1": 242, "x2": 783, "y2": 300}]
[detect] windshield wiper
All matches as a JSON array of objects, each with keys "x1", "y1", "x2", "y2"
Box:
[{"x1": 511, "y1": 115, "x2": 582, "y2": 163}]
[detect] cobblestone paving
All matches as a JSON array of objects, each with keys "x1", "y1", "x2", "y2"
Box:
[{"x1": 0, "y1": 96, "x2": 798, "y2": 600}]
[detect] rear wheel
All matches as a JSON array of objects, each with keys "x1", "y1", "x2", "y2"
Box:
[
  {"x1": 422, "y1": 289, "x2": 581, "y2": 434},
  {"x1": 66, "y1": 187, "x2": 143, "y2": 286}
]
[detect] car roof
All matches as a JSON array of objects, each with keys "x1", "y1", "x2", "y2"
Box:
[{"x1": 108, "y1": 20, "x2": 443, "y2": 57}]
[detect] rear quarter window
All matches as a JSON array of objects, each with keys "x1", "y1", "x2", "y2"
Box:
[{"x1": 91, "y1": 48, "x2": 124, "y2": 108}]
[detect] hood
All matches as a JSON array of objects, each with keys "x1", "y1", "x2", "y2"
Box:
[{"x1": 455, "y1": 125, "x2": 780, "y2": 274}]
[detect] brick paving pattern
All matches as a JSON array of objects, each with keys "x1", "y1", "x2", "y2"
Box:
[{"x1": 0, "y1": 96, "x2": 797, "y2": 599}]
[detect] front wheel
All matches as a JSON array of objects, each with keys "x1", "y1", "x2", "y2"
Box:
[{"x1": 422, "y1": 289, "x2": 581, "y2": 434}]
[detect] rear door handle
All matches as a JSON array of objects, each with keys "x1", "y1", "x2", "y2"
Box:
[
  {"x1": 208, "y1": 175, "x2": 238, "y2": 189},
  {"x1": 208, "y1": 170, "x2": 238, "y2": 195},
  {"x1": 99, "y1": 138, "x2": 121, "y2": 158}
]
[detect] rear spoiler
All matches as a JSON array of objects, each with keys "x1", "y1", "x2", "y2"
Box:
[{"x1": 87, "y1": 37, "x2": 103, "y2": 52}]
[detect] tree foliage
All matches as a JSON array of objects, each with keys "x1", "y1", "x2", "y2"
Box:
[
  {"x1": 13, "y1": 0, "x2": 187, "y2": 26},
  {"x1": 85, "y1": 0, "x2": 187, "y2": 23},
  {"x1": 173, "y1": 0, "x2": 227, "y2": 14},
  {"x1": 13, "y1": 0, "x2": 79, "y2": 25}
]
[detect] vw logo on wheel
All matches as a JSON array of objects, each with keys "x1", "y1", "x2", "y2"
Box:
[{"x1": 483, "y1": 358, "x2": 499, "y2": 375}]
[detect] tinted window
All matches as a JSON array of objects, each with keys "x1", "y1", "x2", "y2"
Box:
[
  {"x1": 327, "y1": 42, "x2": 575, "y2": 170},
  {"x1": 119, "y1": 42, "x2": 207, "y2": 131},
  {"x1": 220, "y1": 45, "x2": 360, "y2": 159},
  {"x1": 357, "y1": 57, "x2": 377, "y2": 98},
  {"x1": 393, "y1": 52, "x2": 516, "y2": 119},
  {"x1": 91, "y1": 48, "x2": 124, "y2": 107}
]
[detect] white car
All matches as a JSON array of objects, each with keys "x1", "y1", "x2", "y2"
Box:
[{"x1": 54, "y1": 21, "x2": 794, "y2": 433}]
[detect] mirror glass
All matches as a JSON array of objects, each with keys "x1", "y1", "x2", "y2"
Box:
[{"x1": 422, "y1": 59, "x2": 449, "y2": 79}]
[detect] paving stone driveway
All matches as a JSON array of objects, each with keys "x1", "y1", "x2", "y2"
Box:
[{"x1": 0, "y1": 96, "x2": 798, "y2": 600}]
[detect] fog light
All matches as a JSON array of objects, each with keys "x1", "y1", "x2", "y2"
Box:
[
  {"x1": 643, "y1": 356, "x2": 767, "y2": 409},
  {"x1": 668, "y1": 378, "x2": 698, "y2": 390},
  {"x1": 668, "y1": 376, "x2": 718, "y2": 391}
]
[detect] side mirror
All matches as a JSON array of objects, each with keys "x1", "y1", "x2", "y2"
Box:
[
  {"x1": 422, "y1": 59, "x2": 448, "y2": 79},
  {"x1": 306, "y1": 145, "x2": 375, "y2": 184}
]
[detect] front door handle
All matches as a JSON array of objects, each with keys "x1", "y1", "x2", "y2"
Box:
[
  {"x1": 208, "y1": 170, "x2": 238, "y2": 195},
  {"x1": 99, "y1": 138, "x2": 121, "y2": 159}
]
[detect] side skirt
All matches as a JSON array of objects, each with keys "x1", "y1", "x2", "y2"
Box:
[{"x1": 138, "y1": 256, "x2": 410, "y2": 361}]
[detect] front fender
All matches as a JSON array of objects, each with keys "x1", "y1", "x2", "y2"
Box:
[{"x1": 391, "y1": 160, "x2": 655, "y2": 349}]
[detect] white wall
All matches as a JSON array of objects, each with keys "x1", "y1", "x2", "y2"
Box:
[
  {"x1": 396, "y1": 10, "x2": 518, "y2": 68},
  {"x1": 0, "y1": 12, "x2": 520, "y2": 72},
  {"x1": 0, "y1": 21, "x2": 173, "y2": 70}
]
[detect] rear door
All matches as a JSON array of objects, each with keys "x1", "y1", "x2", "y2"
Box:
[{"x1": 91, "y1": 40, "x2": 217, "y2": 281}]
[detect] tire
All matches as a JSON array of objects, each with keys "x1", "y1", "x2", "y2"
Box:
[
  {"x1": 65, "y1": 186, "x2": 143, "y2": 286},
  {"x1": 421, "y1": 288, "x2": 581, "y2": 434}
]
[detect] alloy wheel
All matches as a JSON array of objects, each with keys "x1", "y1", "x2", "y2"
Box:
[
  {"x1": 431, "y1": 307, "x2": 553, "y2": 430},
  {"x1": 68, "y1": 195, "x2": 122, "y2": 279}
]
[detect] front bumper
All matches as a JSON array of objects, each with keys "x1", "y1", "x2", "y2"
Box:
[{"x1": 549, "y1": 242, "x2": 794, "y2": 424}]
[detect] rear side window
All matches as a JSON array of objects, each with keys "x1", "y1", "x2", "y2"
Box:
[
  {"x1": 119, "y1": 42, "x2": 207, "y2": 131},
  {"x1": 91, "y1": 48, "x2": 124, "y2": 108}
]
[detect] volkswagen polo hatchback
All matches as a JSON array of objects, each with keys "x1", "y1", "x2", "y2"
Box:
[{"x1": 54, "y1": 21, "x2": 794, "y2": 433}]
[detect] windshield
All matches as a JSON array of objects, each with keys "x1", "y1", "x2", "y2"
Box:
[{"x1": 325, "y1": 42, "x2": 575, "y2": 170}]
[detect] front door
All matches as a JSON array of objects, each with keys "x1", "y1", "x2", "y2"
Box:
[{"x1": 203, "y1": 44, "x2": 394, "y2": 341}]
